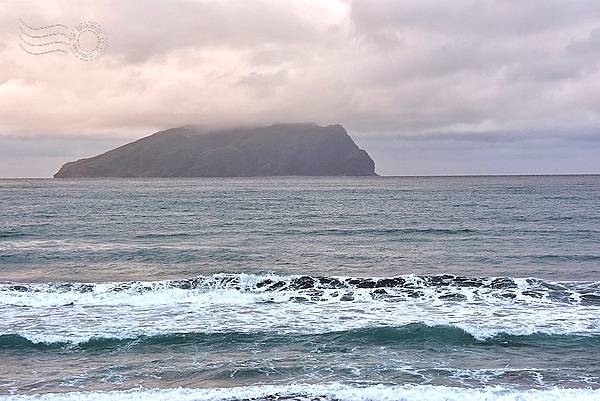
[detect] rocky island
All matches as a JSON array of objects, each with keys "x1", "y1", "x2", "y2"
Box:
[{"x1": 54, "y1": 123, "x2": 376, "y2": 178}]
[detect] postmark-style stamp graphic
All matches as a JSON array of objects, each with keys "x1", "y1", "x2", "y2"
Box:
[{"x1": 19, "y1": 18, "x2": 108, "y2": 61}]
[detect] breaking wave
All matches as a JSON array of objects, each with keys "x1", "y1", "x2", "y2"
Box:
[
  {"x1": 2, "y1": 273, "x2": 599, "y2": 306},
  {"x1": 2, "y1": 324, "x2": 600, "y2": 351},
  {"x1": 1, "y1": 383, "x2": 599, "y2": 401}
]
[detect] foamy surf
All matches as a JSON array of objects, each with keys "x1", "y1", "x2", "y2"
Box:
[
  {"x1": 2, "y1": 383, "x2": 600, "y2": 401},
  {"x1": 1, "y1": 274, "x2": 599, "y2": 344},
  {"x1": 2, "y1": 273, "x2": 599, "y2": 307}
]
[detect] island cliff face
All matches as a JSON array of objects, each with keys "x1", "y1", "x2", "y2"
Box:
[{"x1": 54, "y1": 123, "x2": 377, "y2": 178}]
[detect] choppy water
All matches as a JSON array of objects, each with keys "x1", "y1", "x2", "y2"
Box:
[{"x1": 1, "y1": 176, "x2": 599, "y2": 400}]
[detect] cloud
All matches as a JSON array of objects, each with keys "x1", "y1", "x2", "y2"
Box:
[
  {"x1": 1, "y1": 0, "x2": 600, "y2": 175},
  {"x1": 350, "y1": 0, "x2": 600, "y2": 37}
]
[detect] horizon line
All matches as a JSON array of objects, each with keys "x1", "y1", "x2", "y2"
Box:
[{"x1": 1, "y1": 173, "x2": 600, "y2": 180}]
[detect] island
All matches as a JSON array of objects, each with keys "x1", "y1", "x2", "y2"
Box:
[{"x1": 53, "y1": 123, "x2": 377, "y2": 178}]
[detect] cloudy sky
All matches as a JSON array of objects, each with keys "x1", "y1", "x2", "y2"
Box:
[{"x1": 1, "y1": 0, "x2": 600, "y2": 177}]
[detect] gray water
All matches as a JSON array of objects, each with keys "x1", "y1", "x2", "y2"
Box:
[{"x1": 1, "y1": 176, "x2": 599, "y2": 400}]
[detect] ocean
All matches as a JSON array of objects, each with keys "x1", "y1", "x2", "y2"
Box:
[{"x1": 0, "y1": 176, "x2": 599, "y2": 400}]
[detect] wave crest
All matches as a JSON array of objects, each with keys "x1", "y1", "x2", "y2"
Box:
[
  {"x1": 3, "y1": 324, "x2": 599, "y2": 351},
  {"x1": 1, "y1": 383, "x2": 599, "y2": 401},
  {"x1": 2, "y1": 273, "x2": 599, "y2": 308}
]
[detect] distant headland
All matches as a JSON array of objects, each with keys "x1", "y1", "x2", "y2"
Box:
[{"x1": 53, "y1": 123, "x2": 377, "y2": 178}]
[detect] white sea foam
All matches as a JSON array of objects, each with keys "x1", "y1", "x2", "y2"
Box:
[
  {"x1": 1, "y1": 274, "x2": 599, "y2": 344},
  {"x1": 1, "y1": 383, "x2": 600, "y2": 401},
  {"x1": 1, "y1": 273, "x2": 596, "y2": 308}
]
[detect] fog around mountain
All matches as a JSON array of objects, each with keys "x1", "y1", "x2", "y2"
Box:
[{"x1": 54, "y1": 124, "x2": 376, "y2": 178}]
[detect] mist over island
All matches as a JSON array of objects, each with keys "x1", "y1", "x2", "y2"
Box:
[{"x1": 53, "y1": 123, "x2": 376, "y2": 178}]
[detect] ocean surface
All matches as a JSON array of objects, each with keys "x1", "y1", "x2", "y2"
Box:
[{"x1": 1, "y1": 176, "x2": 599, "y2": 401}]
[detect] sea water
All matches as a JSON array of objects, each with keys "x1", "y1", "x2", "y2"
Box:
[{"x1": 1, "y1": 176, "x2": 599, "y2": 400}]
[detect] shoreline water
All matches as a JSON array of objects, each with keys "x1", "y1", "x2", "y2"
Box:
[{"x1": 3, "y1": 383, "x2": 600, "y2": 401}]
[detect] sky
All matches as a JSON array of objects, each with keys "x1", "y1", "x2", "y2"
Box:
[{"x1": 1, "y1": 0, "x2": 600, "y2": 177}]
